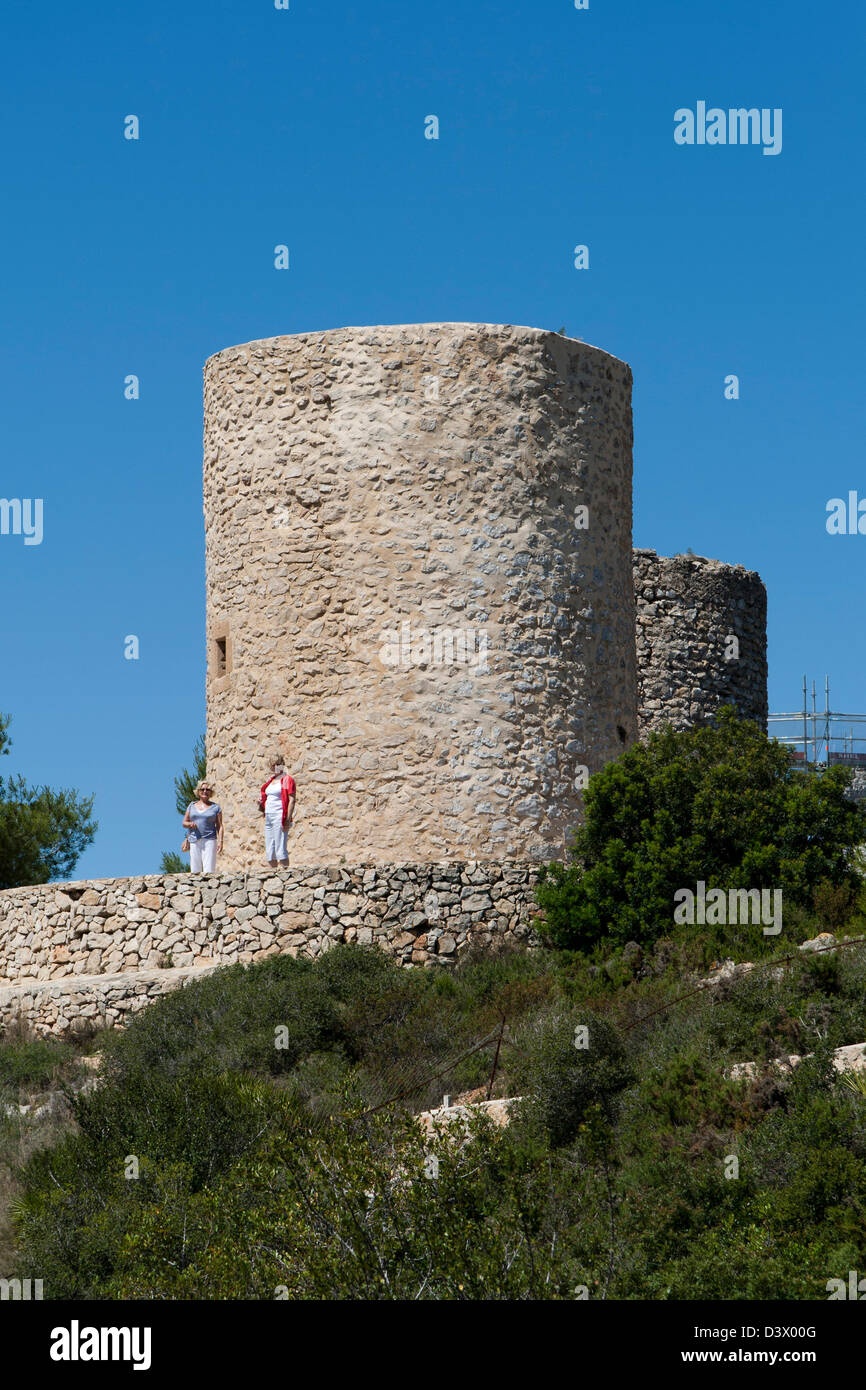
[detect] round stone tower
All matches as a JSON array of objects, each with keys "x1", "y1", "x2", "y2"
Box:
[
  {"x1": 204, "y1": 323, "x2": 637, "y2": 869},
  {"x1": 633, "y1": 548, "x2": 768, "y2": 736}
]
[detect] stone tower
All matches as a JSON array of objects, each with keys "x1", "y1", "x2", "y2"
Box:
[
  {"x1": 633, "y1": 548, "x2": 768, "y2": 736},
  {"x1": 203, "y1": 323, "x2": 638, "y2": 869}
]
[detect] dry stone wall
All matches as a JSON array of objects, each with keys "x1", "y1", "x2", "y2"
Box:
[
  {"x1": 204, "y1": 323, "x2": 637, "y2": 871},
  {"x1": 633, "y1": 548, "x2": 768, "y2": 736},
  {"x1": 0, "y1": 966, "x2": 220, "y2": 1039},
  {"x1": 0, "y1": 863, "x2": 540, "y2": 1037}
]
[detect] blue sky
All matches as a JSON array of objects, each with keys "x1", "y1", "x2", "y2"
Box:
[{"x1": 0, "y1": 0, "x2": 862, "y2": 878}]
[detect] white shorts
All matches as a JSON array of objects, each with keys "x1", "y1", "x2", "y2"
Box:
[
  {"x1": 190, "y1": 837, "x2": 217, "y2": 873},
  {"x1": 265, "y1": 811, "x2": 289, "y2": 862}
]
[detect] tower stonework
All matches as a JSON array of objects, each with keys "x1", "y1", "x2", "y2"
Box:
[
  {"x1": 204, "y1": 323, "x2": 638, "y2": 869},
  {"x1": 633, "y1": 548, "x2": 768, "y2": 736}
]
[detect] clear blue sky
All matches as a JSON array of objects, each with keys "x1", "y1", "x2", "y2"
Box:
[{"x1": 0, "y1": 0, "x2": 862, "y2": 879}]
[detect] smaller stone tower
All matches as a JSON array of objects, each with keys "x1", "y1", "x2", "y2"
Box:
[{"x1": 633, "y1": 549, "x2": 768, "y2": 736}]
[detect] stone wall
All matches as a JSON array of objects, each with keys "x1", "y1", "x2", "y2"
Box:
[
  {"x1": 633, "y1": 549, "x2": 768, "y2": 736},
  {"x1": 0, "y1": 862, "x2": 540, "y2": 1037},
  {"x1": 0, "y1": 966, "x2": 220, "y2": 1040},
  {"x1": 204, "y1": 323, "x2": 637, "y2": 870}
]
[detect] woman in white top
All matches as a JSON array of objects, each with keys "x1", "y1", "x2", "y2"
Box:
[{"x1": 258, "y1": 753, "x2": 296, "y2": 868}]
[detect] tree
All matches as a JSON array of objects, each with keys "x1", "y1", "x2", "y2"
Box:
[
  {"x1": 172, "y1": 733, "x2": 207, "y2": 816},
  {"x1": 0, "y1": 713, "x2": 97, "y2": 890},
  {"x1": 159, "y1": 734, "x2": 207, "y2": 874},
  {"x1": 159, "y1": 851, "x2": 188, "y2": 875},
  {"x1": 536, "y1": 707, "x2": 865, "y2": 954}
]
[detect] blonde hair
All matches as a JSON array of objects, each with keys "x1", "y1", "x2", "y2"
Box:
[{"x1": 195, "y1": 779, "x2": 215, "y2": 797}]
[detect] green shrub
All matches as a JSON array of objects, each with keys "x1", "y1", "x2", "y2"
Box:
[
  {"x1": 0, "y1": 1037, "x2": 74, "y2": 1097},
  {"x1": 511, "y1": 1009, "x2": 633, "y2": 1147},
  {"x1": 536, "y1": 707, "x2": 864, "y2": 954},
  {"x1": 13, "y1": 1072, "x2": 297, "y2": 1297},
  {"x1": 11, "y1": 933, "x2": 866, "y2": 1300},
  {"x1": 101, "y1": 951, "x2": 346, "y2": 1083}
]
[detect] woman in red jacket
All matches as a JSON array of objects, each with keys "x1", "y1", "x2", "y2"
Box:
[{"x1": 259, "y1": 753, "x2": 296, "y2": 867}]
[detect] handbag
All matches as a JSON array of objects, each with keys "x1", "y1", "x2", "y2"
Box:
[{"x1": 181, "y1": 836, "x2": 190, "y2": 853}]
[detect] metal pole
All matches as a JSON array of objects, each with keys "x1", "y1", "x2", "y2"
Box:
[
  {"x1": 803, "y1": 675, "x2": 809, "y2": 768},
  {"x1": 486, "y1": 1014, "x2": 506, "y2": 1102},
  {"x1": 812, "y1": 680, "x2": 817, "y2": 767}
]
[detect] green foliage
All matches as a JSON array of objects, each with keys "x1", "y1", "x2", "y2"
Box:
[
  {"x1": 811, "y1": 878, "x2": 858, "y2": 930},
  {"x1": 0, "y1": 1037, "x2": 74, "y2": 1097},
  {"x1": 696, "y1": 946, "x2": 866, "y2": 1064},
  {"x1": 0, "y1": 713, "x2": 97, "y2": 889},
  {"x1": 536, "y1": 707, "x2": 864, "y2": 954},
  {"x1": 159, "y1": 851, "x2": 188, "y2": 875},
  {"x1": 97, "y1": 944, "x2": 553, "y2": 1116},
  {"x1": 643, "y1": 1054, "x2": 747, "y2": 1131},
  {"x1": 12, "y1": 1071, "x2": 288, "y2": 1298},
  {"x1": 102, "y1": 950, "x2": 345, "y2": 1084},
  {"x1": 173, "y1": 733, "x2": 207, "y2": 816},
  {"x1": 511, "y1": 1009, "x2": 633, "y2": 1147},
  {"x1": 109, "y1": 1108, "x2": 591, "y2": 1300},
  {"x1": 11, "y1": 937, "x2": 866, "y2": 1300}
]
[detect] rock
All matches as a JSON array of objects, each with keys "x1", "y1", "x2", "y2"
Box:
[
  {"x1": 461, "y1": 893, "x2": 493, "y2": 912},
  {"x1": 136, "y1": 892, "x2": 162, "y2": 910},
  {"x1": 832, "y1": 1042, "x2": 866, "y2": 1074},
  {"x1": 800, "y1": 932, "x2": 837, "y2": 954},
  {"x1": 728, "y1": 1041, "x2": 866, "y2": 1083},
  {"x1": 698, "y1": 959, "x2": 755, "y2": 990}
]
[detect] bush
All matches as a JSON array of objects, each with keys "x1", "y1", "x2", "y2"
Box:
[
  {"x1": 101, "y1": 951, "x2": 347, "y2": 1084},
  {"x1": 11, "y1": 934, "x2": 866, "y2": 1300},
  {"x1": 13, "y1": 1072, "x2": 295, "y2": 1298},
  {"x1": 0, "y1": 1037, "x2": 74, "y2": 1097},
  {"x1": 511, "y1": 1009, "x2": 633, "y2": 1147},
  {"x1": 536, "y1": 707, "x2": 864, "y2": 955},
  {"x1": 107, "y1": 1108, "x2": 592, "y2": 1301}
]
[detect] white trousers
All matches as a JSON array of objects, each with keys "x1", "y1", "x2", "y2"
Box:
[
  {"x1": 190, "y1": 837, "x2": 217, "y2": 873},
  {"x1": 265, "y1": 811, "x2": 289, "y2": 862}
]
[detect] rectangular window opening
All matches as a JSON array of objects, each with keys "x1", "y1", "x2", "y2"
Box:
[{"x1": 215, "y1": 636, "x2": 227, "y2": 677}]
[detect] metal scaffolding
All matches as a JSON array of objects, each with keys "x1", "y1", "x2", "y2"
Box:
[{"x1": 768, "y1": 675, "x2": 866, "y2": 769}]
